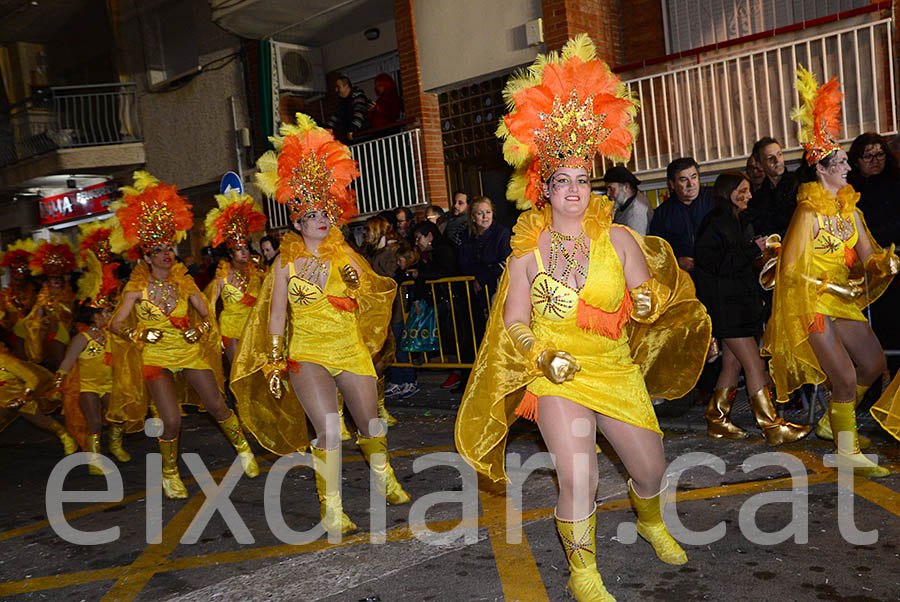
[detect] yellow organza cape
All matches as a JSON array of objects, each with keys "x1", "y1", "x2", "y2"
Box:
[
  {"x1": 455, "y1": 195, "x2": 712, "y2": 483},
  {"x1": 762, "y1": 183, "x2": 891, "y2": 402},
  {"x1": 106, "y1": 262, "x2": 224, "y2": 427},
  {"x1": 22, "y1": 284, "x2": 75, "y2": 363},
  {"x1": 231, "y1": 229, "x2": 396, "y2": 455}
]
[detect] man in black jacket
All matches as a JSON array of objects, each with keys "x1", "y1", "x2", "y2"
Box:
[{"x1": 744, "y1": 136, "x2": 798, "y2": 238}]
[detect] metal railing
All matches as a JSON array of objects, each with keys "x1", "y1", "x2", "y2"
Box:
[
  {"x1": 0, "y1": 83, "x2": 142, "y2": 169},
  {"x1": 596, "y1": 17, "x2": 897, "y2": 178},
  {"x1": 266, "y1": 127, "x2": 426, "y2": 228}
]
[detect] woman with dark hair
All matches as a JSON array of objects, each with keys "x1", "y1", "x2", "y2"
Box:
[
  {"x1": 23, "y1": 237, "x2": 77, "y2": 370},
  {"x1": 848, "y1": 132, "x2": 900, "y2": 247},
  {"x1": 694, "y1": 172, "x2": 810, "y2": 444},
  {"x1": 260, "y1": 234, "x2": 280, "y2": 267},
  {"x1": 764, "y1": 68, "x2": 900, "y2": 477}
]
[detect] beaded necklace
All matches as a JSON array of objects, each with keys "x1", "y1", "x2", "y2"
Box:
[
  {"x1": 820, "y1": 213, "x2": 855, "y2": 242},
  {"x1": 546, "y1": 227, "x2": 589, "y2": 288},
  {"x1": 229, "y1": 265, "x2": 249, "y2": 292},
  {"x1": 147, "y1": 275, "x2": 178, "y2": 315},
  {"x1": 88, "y1": 326, "x2": 107, "y2": 347},
  {"x1": 296, "y1": 255, "x2": 328, "y2": 287}
]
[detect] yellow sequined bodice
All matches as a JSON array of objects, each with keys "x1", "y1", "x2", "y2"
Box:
[
  {"x1": 133, "y1": 281, "x2": 207, "y2": 371},
  {"x1": 78, "y1": 330, "x2": 112, "y2": 395},
  {"x1": 810, "y1": 212, "x2": 865, "y2": 321},
  {"x1": 287, "y1": 262, "x2": 327, "y2": 305},
  {"x1": 530, "y1": 250, "x2": 579, "y2": 321}
]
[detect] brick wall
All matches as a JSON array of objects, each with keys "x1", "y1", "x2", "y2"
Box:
[
  {"x1": 393, "y1": 0, "x2": 449, "y2": 208},
  {"x1": 541, "y1": 0, "x2": 622, "y2": 64},
  {"x1": 620, "y1": 0, "x2": 666, "y2": 65}
]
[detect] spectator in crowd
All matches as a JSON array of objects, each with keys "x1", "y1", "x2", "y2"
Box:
[
  {"x1": 378, "y1": 209, "x2": 399, "y2": 231},
  {"x1": 424, "y1": 204, "x2": 445, "y2": 226},
  {"x1": 649, "y1": 157, "x2": 716, "y2": 273},
  {"x1": 444, "y1": 190, "x2": 470, "y2": 246},
  {"x1": 368, "y1": 73, "x2": 402, "y2": 130},
  {"x1": 327, "y1": 75, "x2": 370, "y2": 142},
  {"x1": 745, "y1": 154, "x2": 766, "y2": 194},
  {"x1": 192, "y1": 245, "x2": 218, "y2": 290},
  {"x1": 744, "y1": 136, "x2": 798, "y2": 237},
  {"x1": 385, "y1": 242, "x2": 421, "y2": 399},
  {"x1": 364, "y1": 215, "x2": 402, "y2": 274},
  {"x1": 458, "y1": 196, "x2": 512, "y2": 296},
  {"x1": 394, "y1": 206, "x2": 415, "y2": 240},
  {"x1": 259, "y1": 234, "x2": 280, "y2": 267},
  {"x1": 604, "y1": 165, "x2": 654, "y2": 235},
  {"x1": 694, "y1": 172, "x2": 810, "y2": 445}
]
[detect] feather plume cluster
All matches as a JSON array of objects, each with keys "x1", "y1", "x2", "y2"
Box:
[
  {"x1": 204, "y1": 190, "x2": 267, "y2": 248},
  {"x1": 0, "y1": 238, "x2": 37, "y2": 272},
  {"x1": 77, "y1": 220, "x2": 115, "y2": 264},
  {"x1": 109, "y1": 171, "x2": 193, "y2": 259},
  {"x1": 76, "y1": 249, "x2": 120, "y2": 309},
  {"x1": 29, "y1": 236, "x2": 76, "y2": 276},
  {"x1": 791, "y1": 65, "x2": 843, "y2": 165}
]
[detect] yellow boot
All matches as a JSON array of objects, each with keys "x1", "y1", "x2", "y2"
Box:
[
  {"x1": 357, "y1": 432, "x2": 411, "y2": 505},
  {"x1": 748, "y1": 386, "x2": 811, "y2": 445},
  {"x1": 705, "y1": 387, "x2": 749, "y2": 439},
  {"x1": 829, "y1": 400, "x2": 890, "y2": 478},
  {"x1": 47, "y1": 419, "x2": 78, "y2": 455},
  {"x1": 148, "y1": 401, "x2": 160, "y2": 419},
  {"x1": 628, "y1": 479, "x2": 687, "y2": 565},
  {"x1": 158, "y1": 437, "x2": 189, "y2": 499},
  {"x1": 376, "y1": 376, "x2": 397, "y2": 427},
  {"x1": 816, "y1": 385, "x2": 872, "y2": 449},
  {"x1": 554, "y1": 505, "x2": 616, "y2": 602},
  {"x1": 86, "y1": 433, "x2": 108, "y2": 476},
  {"x1": 337, "y1": 390, "x2": 352, "y2": 442},
  {"x1": 217, "y1": 411, "x2": 259, "y2": 478},
  {"x1": 107, "y1": 423, "x2": 132, "y2": 462},
  {"x1": 310, "y1": 443, "x2": 357, "y2": 536}
]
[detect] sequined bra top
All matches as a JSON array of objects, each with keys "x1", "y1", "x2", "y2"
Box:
[
  {"x1": 287, "y1": 261, "x2": 327, "y2": 306},
  {"x1": 530, "y1": 249, "x2": 580, "y2": 321},
  {"x1": 812, "y1": 212, "x2": 858, "y2": 258}
]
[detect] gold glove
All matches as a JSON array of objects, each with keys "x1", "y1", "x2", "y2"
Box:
[
  {"x1": 8, "y1": 388, "x2": 34, "y2": 411},
  {"x1": 265, "y1": 334, "x2": 286, "y2": 399},
  {"x1": 864, "y1": 243, "x2": 900, "y2": 276},
  {"x1": 119, "y1": 326, "x2": 163, "y2": 344},
  {"x1": 51, "y1": 369, "x2": 68, "y2": 399},
  {"x1": 182, "y1": 319, "x2": 212, "y2": 344},
  {"x1": 815, "y1": 276, "x2": 865, "y2": 303},
  {"x1": 629, "y1": 278, "x2": 670, "y2": 324},
  {"x1": 340, "y1": 264, "x2": 360, "y2": 289},
  {"x1": 507, "y1": 322, "x2": 580, "y2": 384}
]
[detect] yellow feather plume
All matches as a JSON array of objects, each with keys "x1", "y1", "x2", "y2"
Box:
[{"x1": 76, "y1": 250, "x2": 102, "y2": 302}]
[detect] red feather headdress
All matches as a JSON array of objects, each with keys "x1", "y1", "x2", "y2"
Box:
[
  {"x1": 204, "y1": 191, "x2": 267, "y2": 249},
  {"x1": 78, "y1": 220, "x2": 115, "y2": 264},
  {"x1": 29, "y1": 236, "x2": 77, "y2": 277},
  {"x1": 0, "y1": 238, "x2": 38, "y2": 275}
]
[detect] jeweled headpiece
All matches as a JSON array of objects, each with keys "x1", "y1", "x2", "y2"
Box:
[
  {"x1": 78, "y1": 220, "x2": 115, "y2": 264},
  {"x1": 109, "y1": 171, "x2": 193, "y2": 260},
  {"x1": 498, "y1": 34, "x2": 639, "y2": 209},
  {"x1": 204, "y1": 191, "x2": 267, "y2": 249},
  {"x1": 255, "y1": 112, "x2": 359, "y2": 224},
  {"x1": 76, "y1": 249, "x2": 120, "y2": 309},
  {"x1": 791, "y1": 65, "x2": 843, "y2": 165},
  {"x1": 0, "y1": 238, "x2": 37, "y2": 276},
  {"x1": 29, "y1": 236, "x2": 76, "y2": 277}
]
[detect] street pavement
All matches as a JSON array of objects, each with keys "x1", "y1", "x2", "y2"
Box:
[{"x1": 1, "y1": 371, "x2": 899, "y2": 602}]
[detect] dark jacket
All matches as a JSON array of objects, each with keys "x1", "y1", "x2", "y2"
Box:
[
  {"x1": 850, "y1": 171, "x2": 900, "y2": 247},
  {"x1": 458, "y1": 222, "x2": 512, "y2": 292},
  {"x1": 327, "y1": 86, "x2": 370, "y2": 138},
  {"x1": 413, "y1": 236, "x2": 458, "y2": 299},
  {"x1": 744, "y1": 170, "x2": 799, "y2": 238},
  {"x1": 648, "y1": 186, "x2": 716, "y2": 258},
  {"x1": 694, "y1": 205, "x2": 765, "y2": 338}
]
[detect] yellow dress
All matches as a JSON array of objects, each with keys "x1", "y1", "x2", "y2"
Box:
[
  {"x1": 809, "y1": 213, "x2": 865, "y2": 322},
  {"x1": 0, "y1": 283, "x2": 36, "y2": 341},
  {"x1": 230, "y1": 228, "x2": 397, "y2": 455},
  {"x1": 23, "y1": 284, "x2": 75, "y2": 361},
  {"x1": 0, "y1": 348, "x2": 54, "y2": 427},
  {"x1": 135, "y1": 291, "x2": 209, "y2": 372},
  {"x1": 77, "y1": 330, "x2": 112, "y2": 395},
  {"x1": 206, "y1": 261, "x2": 262, "y2": 342},
  {"x1": 455, "y1": 195, "x2": 712, "y2": 483}
]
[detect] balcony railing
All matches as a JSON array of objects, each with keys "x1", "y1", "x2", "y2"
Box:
[
  {"x1": 0, "y1": 83, "x2": 143, "y2": 169},
  {"x1": 266, "y1": 127, "x2": 425, "y2": 228},
  {"x1": 596, "y1": 17, "x2": 897, "y2": 178}
]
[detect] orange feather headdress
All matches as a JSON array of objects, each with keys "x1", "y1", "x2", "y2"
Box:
[
  {"x1": 0, "y1": 238, "x2": 38, "y2": 276},
  {"x1": 109, "y1": 171, "x2": 194, "y2": 260},
  {"x1": 77, "y1": 220, "x2": 115, "y2": 264},
  {"x1": 76, "y1": 249, "x2": 120, "y2": 309},
  {"x1": 204, "y1": 191, "x2": 267, "y2": 249},
  {"x1": 791, "y1": 65, "x2": 843, "y2": 165},
  {"x1": 497, "y1": 34, "x2": 639, "y2": 209},
  {"x1": 29, "y1": 236, "x2": 77, "y2": 277},
  {"x1": 255, "y1": 112, "x2": 359, "y2": 224}
]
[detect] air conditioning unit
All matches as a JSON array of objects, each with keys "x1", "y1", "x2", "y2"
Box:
[{"x1": 273, "y1": 42, "x2": 326, "y2": 94}]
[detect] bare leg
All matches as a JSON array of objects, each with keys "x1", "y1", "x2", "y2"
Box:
[
  {"x1": 224, "y1": 339, "x2": 238, "y2": 366},
  {"x1": 287, "y1": 362, "x2": 341, "y2": 449},
  {"x1": 833, "y1": 319, "x2": 886, "y2": 387},
  {"x1": 79, "y1": 392, "x2": 103, "y2": 435},
  {"x1": 145, "y1": 371, "x2": 182, "y2": 439},
  {"x1": 714, "y1": 341, "x2": 742, "y2": 390},
  {"x1": 335, "y1": 371, "x2": 380, "y2": 437},
  {"x1": 182, "y1": 368, "x2": 230, "y2": 421},
  {"x1": 723, "y1": 337, "x2": 769, "y2": 395},
  {"x1": 807, "y1": 320, "x2": 856, "y2": 401},
  {"x1": 595, "y1": 414, "x2": 666, "y2": 497},
  {"x1": 536, "y1": 395, "x2": 598, "y2": 520}
]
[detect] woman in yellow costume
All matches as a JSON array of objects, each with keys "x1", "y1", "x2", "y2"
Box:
[
  {"x1": 202, "y1": 191, "x2": 266, "y2": 364},
  {"x1": 455, "y1": 36, "x2": 712, "y2": 602},
  {"x1": 107, "y1": 171, "x2": 259, "y2": 499},
  {"x1": 53, "y1": 235, "x2": 130, "y2": 475},
  {"x1": 23, "y1": 237, "x2": 76, "y2": 369},
  {"x1": 232, "y1": 112, "x2": 409, "y2": 537},
  {"x1": 763, "y1": 67, "x2": 900, "y2": 478},
  {"x1": 0, "y1": 239, "x2": 39, "y2": 359}
]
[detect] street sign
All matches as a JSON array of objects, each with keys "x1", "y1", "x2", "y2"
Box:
[{"x1": 220, "y1": 171, "x2": 243, "y2": 196}]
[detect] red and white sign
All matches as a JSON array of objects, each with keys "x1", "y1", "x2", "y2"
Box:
[{"x1": 38, "y1": 181, "x2": 118, "y2": 225}]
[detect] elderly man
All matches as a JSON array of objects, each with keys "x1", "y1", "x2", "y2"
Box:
[
  {"x1": 648, "y1": 157, "x2": 715, "y2": 273},
  {"x1": 604, "y1": 166, "x2": 654, "y2": 235},
  {"x1": 744, "y1": 136, "x2": 798, "y2": 238}
]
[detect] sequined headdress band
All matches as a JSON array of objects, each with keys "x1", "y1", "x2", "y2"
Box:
[{"x1": 791, "y1": 65, "x2": 843, "y2": 165}]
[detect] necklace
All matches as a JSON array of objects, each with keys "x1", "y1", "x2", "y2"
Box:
[
  {"x1": 297, "y1": 255, "x2": 328, "y2": 286},
  {"x1": 820, "y1": 213, "x2": 855, "y2": 242},
  {"x1": 547, "y1": 228, "x2": 589, "y2": 288},
  {"x1": 230, "y1": 266, "x2": 249, "y2": 292},
  {"x1": 148, "y1": 276, "x2": 178, "y2": 315},
  {"x1": 88, "y1": 326, "x2": 107, "y2": 346}
]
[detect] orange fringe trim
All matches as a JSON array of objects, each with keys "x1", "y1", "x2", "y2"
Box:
[
  {"x1": 844, "y1": 246, "x2": 857, "y2": 268},
  {"x1": 286, "y1": 359, "x2": 302, "y2": 374},
  {"x1": 576, "y1": 287, "x2": 633, "y2": 339},
  {"x1": 169, "y1": 315, "x2": 189, "y2": 331},
  {"x1": 142, "y1": 365, "x2": 164, "y2": 381},
  {"x1": 239, "y1": 294, "x2": 257, "y2": 307},
  {"x1": 328, "y1": 296, "x2": 358, "y2": 312},
  {"x1": 515, "y1": 391, "x2": 539, "y2": 422},
  {"x1": 809, "y1": 313, "x2": 826, "y2": 333}
]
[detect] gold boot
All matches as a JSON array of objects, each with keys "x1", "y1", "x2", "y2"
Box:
[
  {"x1": 107, "y1": 423, "x2": 132, "y2": 462},
  {"x1": 337, "y1": 390, "x2": 352, "y2": 442},
  {"x1": 748, "y1": 387, "x2": 811, "y2": 445},
  {"x1": 85, "y1": 433, "x2": 108, "y2": 476},
  {"x1": 829, "y1": 400, "x2": 890, "y2": 478},
  {"x1": 628, "y1": 479, "x2": 687, "y2": 565},
  {"x1": 48, "y1": 420, "x2": 78, "y2": 455},
  {"x1": 555, "y1": 505, "x2": 616, "y2": 602},
  {"x1": 376, "y1": 376, "x2": 397, "y2": 427},
  {"x1": 815, "y1": 385, "x2": 872, "y2": 449},
  {"x1": 310, "y1": 443, "x2": 357, "y2": 535},
  {"x1": 357, "y1": 432, "x2": 411, "y2": 505},
  {"x1": 705, "y1": 387, "x2": 749, "y2": 439},
  {"x1": 158, "y1": 438, "x2": 189, "y2": 499},
  {"x1": 217, "y1": 411, "x2": 259, "y2": 478},
  {"x1": 148, "y1": 401, "x2": 160, "y2": 419}
]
